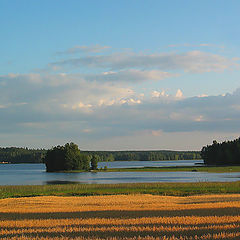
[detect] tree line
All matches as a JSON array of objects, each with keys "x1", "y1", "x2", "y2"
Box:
[
  {"x1": 83, "y1": 150, "x2": 201, "y2": 161},
  {"x1": 0, "y1": 146, "x2": 201, "y2": 164},
  {"x1": 0, "y1": 147, "x2": 45, "y2": 163},
  {"x1": 201, "y1": 138, "x2": 240, "y2": 165}
]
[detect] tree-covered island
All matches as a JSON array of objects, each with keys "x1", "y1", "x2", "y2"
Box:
[{"x1": 44, "y1": 142, "x2": 97, "y2": 172}]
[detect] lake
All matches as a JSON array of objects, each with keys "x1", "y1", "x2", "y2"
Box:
[{"x1": 0, "y1": 160, "x2": 240, "y2": 185}]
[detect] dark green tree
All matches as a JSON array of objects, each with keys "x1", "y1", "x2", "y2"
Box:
[
  {"x1": 90, "y1": 154, "x2": 99, "y2": 170},
  {"x1": 201, "y1": 137, "x2": 240, "y2": 165},
  {"x1": 44, "y1": 142, "x2": 90, "y2": 172}
]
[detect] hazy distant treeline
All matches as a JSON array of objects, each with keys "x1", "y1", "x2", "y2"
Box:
[
  {"x1": 82, "y1": 150, "x2": 201, "y2": 161},
  {"x1": 0, "y1": 147, "x2": 201, "y2": 164}
]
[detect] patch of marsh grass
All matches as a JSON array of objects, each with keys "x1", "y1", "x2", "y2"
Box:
[{"x1": 1, "y1": 181, "x2": 240, "y2": 199}]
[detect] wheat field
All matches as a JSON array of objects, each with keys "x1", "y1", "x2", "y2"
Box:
[{"x1": 0, "y1": 194, "x2": 240, "y2": 239}]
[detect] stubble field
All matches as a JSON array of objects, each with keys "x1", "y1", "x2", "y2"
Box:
[{"x1": 0, "y1": 194, "x2": 240, "y2": 239}]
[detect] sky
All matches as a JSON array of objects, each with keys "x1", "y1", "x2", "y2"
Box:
[{"x1": 0, "y1": 0, "x2": 240, "y2": 150}]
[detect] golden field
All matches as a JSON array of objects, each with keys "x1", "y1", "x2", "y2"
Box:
[{"x1": 0, "y1": 194, "x2": 240, "y2": 239}]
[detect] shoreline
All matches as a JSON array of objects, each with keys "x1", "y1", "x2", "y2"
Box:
[{"x1": 60, "y1": 165, "x2": 240, "y2": 173}]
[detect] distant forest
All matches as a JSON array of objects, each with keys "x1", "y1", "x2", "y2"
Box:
[
  {"x1": 83, "y1": 150, "x2": 201, "y2": 162},
  {"x1": 0, "y1": 147, "x2": 46, "y2": 163},
  {"x1": 0, "y1": 147, "x2": 201, "y2": 164}
]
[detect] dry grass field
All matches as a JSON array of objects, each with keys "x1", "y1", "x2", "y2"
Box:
[{"x1": 0, "y1": 194, "x2": 240, "y2": 239}]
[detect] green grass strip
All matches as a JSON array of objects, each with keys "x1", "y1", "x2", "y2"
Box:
[{"x1": 0, "y1": 181, "x2": 240, "y2": 199}]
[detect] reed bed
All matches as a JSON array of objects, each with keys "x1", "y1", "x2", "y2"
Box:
[{"x1": 0, "y1": 194, "x2": 240, "y2": 239}]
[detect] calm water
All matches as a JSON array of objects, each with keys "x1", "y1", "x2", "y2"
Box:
[{"x1": 0, "y1": 160, "x2": 240, "y2": 185}]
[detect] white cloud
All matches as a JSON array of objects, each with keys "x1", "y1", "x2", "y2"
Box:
[
  {"x1": 151, "y1": 90, "x2": 168, "y2": 98},
  {"x1": 127, "y1": 98, "x2": 141, "y2": 105},
  {"x1": 175, "y1": 89, "x2": 183, "y2": 98}
]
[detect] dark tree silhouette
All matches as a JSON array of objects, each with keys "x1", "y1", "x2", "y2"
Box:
[
  {"x1": 44, "y1": 142, "x2": 90, "y2": 172},
  {"x1": 201, "y1": 138, "x2": 240, "y2": 165}
]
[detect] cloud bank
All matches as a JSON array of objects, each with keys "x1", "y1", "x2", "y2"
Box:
[
  {"x1": 50, "y1": 50, "x2": 238, "y2": 73},
  {"x1": 1, "y1": 72, "x2": 240, "y2": 149},
  {"x1": 1, "y1": 45, "x2": 240, "y2": 149}
]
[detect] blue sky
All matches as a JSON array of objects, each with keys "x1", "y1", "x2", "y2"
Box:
[{"x1": 0, "y1": 0, "x2": 240, "y2": 150}]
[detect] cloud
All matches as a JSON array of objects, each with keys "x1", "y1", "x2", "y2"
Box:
[
  {"x1": 151, "y1": 90, "x2": 168, "y2": 98},
  {"x1": 8, "y1": 70, "x2": 174, "y2": 89},
  {"x1": 89, "y1": 69, "x2": 178, "y2": 82},
  {"x1": 1, "y1": 72, "x2": 240, "y2": 149},
  {"x1": 151, "y1": 89, "x2": 183, "y2": 99},
  {"x1": 50, "y1": 50, "x2": 238, "y2": 73},
  {"x1": 71, "y1": 102, "x2": 93, "y2": 112},
  {"x1": 56, "y1": 44, "x2": 111, "y2": 55},
  {"x1": 175, "y1": 89, "x2": 183, "y2": 98},
  {"x1": 0, "y1": 73, "x2": 136, "y2": 114}
]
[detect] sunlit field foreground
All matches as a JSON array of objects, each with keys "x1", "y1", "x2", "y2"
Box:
[{"x1": 0, "y1": 194, "x2": 240, "y2": 239}]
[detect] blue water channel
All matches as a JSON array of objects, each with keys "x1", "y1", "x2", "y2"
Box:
[{"x1": 0, "y1": 160, "x2": 239, "y2": 185}]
